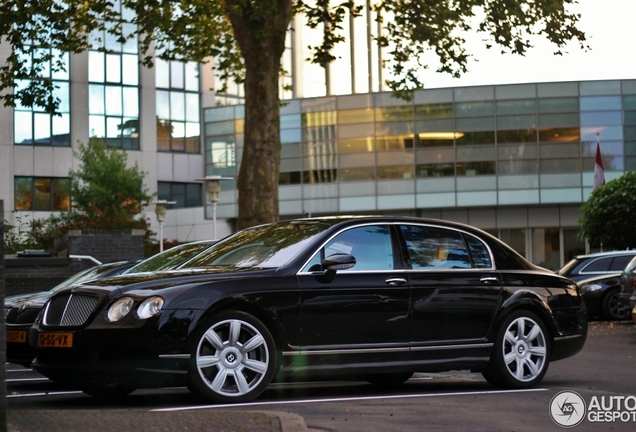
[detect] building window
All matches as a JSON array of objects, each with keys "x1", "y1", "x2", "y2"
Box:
[
  {"x1": 155, "y1": 59, "x2": 201, "y2": 153},
  {"x1": 157, "y1": 182, "x2": 202, "y2": 209},
  {"x1": 14, "y1": 49, "x2": 70, "y2": 146},
  {"x1": 14, "y1": 177, "x2": 71, "y2": 211},
  {"x1": 88, "y1": 5, "x2": 139, "y2": 149}
]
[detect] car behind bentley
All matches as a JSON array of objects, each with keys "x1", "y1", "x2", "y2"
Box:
[{"x1": 30, "y1": 216, "x2": 587, "y2": 402}]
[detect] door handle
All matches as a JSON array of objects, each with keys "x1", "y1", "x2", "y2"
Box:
[
  {"x1": 385, "y1": 277, "x2": 407, "y2": 286},
  {"x1": 480, "y1": 276, "x2": 499, "y2": 284}
]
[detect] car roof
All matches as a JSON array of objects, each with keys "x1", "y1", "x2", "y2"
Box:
[{"x1": 572, "y1": 250, "x2": 636, "y2": 260}]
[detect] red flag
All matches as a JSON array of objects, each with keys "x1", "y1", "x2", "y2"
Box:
[{"x1": 593, "y1": 132, "x2": 605, "y2": 190}]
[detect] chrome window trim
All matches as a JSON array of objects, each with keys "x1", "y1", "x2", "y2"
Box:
[{"x1": 295, "y1": 221, "x2": 496, "y2": 276}]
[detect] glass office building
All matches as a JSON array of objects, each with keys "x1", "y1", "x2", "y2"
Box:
[{"x1": 204, "y1": 80, "x2": 636, "y2": 270}]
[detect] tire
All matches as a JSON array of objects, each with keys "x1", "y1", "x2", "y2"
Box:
[
  {"x1": 81, "y1": 381, "x2": 136, "y2": 398},
  {"x1": 482, "y1": 310, "x2": 549, "y2": 389},
  {"x1": 601, "y1": 289, "x2": 625, "y2": 321},
  {"x1": 361, "y1": 372, "x2": 414, "y2": 387},
  {"x1": 187, "y1": 311, "x2": 277, "y2": 403}
]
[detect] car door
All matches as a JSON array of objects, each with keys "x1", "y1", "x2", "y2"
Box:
[
  {"x1": 398, "y1": 224, "x2": 503, "y2": 346},
  {"x1": 297, "y1": 224, "x2": 410, "y2": 350}
]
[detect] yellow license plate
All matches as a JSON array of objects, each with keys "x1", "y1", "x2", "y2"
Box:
[
  {"x1": 7, "y1": 330, "x2": 27, "y2": 344},
  {"x1": 38, "y1": 332, "x2": 73, "y2": 348}
]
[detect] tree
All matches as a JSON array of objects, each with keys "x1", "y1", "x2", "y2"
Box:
[
  {"x1": 579, "y1": 172, "x2": 636, "y2": 250},
  {"x1": 68, "y1": 137, "x2": 154, "y2": 227},
  {"x1": 1, "y1": 0, "x2": 587, "y2": 229},
  {"x1": 3, "y1": 138, "x2": 154, "y2": 252}
]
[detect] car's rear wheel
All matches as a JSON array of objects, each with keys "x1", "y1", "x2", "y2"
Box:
[
  {"x1": 602, "y1": 288, "x2": 625, "y2": 320},
  {"x1": 482, "y1": 310, "x2": 549, "y2": 389},
  {"x1": 361, "y1": 372, "x2": 413, "y2": 387},
  {"x1": 187, "y1": 311, "x2": 277, "y2": 403}
]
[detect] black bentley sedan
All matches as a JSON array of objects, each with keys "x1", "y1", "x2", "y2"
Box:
[{"x1": 30, "y1": 216, "x2": 587, "y2": 402}]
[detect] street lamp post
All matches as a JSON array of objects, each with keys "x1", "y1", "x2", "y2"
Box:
[
  {"x1": 152, "y1": 200, "x2": 175, "y2": 252},
  {"x1": 196, "y1": 176, "x2": 232, "y2": 240}
]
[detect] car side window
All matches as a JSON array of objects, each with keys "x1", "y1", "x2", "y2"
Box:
[
  {"x1": 610, "y1": 255, "x2": 634, "y2": 271},
  {"x1": 400, "y1": 225, "x2": 472, "y2": 269},
  {"x1": 583, "y1": 257, "x2": 611, "y2": 273},
  {"x1": 465, "y1": 234, "x2": 492, "y2": 268},
  {"x1": 305, "y1": 225, "x2": 394, "y2": 271}
]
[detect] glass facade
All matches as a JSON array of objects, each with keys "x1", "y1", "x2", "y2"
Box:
[
  {"x1": 157, "y1": 181, "x2": 203, "y2": 209},
  {"x1": 203, "y1": 80, "x2": 636, "y2": 269},
  {"x1": 88, "y1": 4, "x2": 140, "y2": 149},
  {"x1": 205, "y1": 82, "x2": 631, "y2": 205},
  {"x1": 14, "y1": 177, "x2": 71, "y2": 211},
  {"x1": 155, "y1": 60, "x2": 201, "y2": 153},
  {"x1": 14, "y1": 49, "x2": 70, "y2": 146}
]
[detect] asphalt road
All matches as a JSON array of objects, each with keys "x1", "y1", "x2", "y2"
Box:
[{"x1": 6, "y1": 320, "x2": 636, "y2": 431}]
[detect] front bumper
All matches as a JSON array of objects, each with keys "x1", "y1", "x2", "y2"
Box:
[{"x1": 30, "y1": 310, "x2": 197, "y2": 388}]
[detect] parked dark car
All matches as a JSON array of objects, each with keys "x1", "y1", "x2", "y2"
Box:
[
  {"x1": 5, "y1": 260, "x2": 140, "y2": 367},
  {"x1": 557, "y1": 250, "x2": 636, "y2": 282},
  {"x1": 30, "y1": 216, "x2": 587, "y2": 402},
  {"x1": 619, "y1": 255, "x2": 636, "y2": 319},
  {"x1": 6, "y1": 240, "x2": 216, "y2": 367},
  {"x1": 576, "y1": 273, "x2": 626, "y2": 320}
]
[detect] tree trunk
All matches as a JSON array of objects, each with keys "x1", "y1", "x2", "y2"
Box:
[{"x1": 226, "y1": 1, "x2": 292, "y2": 230}]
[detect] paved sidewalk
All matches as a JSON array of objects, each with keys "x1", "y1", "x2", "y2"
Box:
[{"x1": 7, "y1": 410, "x2": 308, "y2": 432}]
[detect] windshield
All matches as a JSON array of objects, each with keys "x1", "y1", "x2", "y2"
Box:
[
  {"x1": 557, "y1": 258, "x2": 579, "y2": 276},
  {"x1": 182, "y1": 221, "x2": 331, "y2": 269},
  {"x1": 124, "y1": 241, "x2": 214, "y2": 274}
]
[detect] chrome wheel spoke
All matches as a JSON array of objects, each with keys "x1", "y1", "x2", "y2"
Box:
[
  {"x1": 229, "y1": 320, "x2": 241, "y2": 345},
  {"x1": 210, "y1": 369, "x2": 229, "y2": 392},
  {"x1": 528, "y1": 345, "x2": 546, "y2": 356},
  {"x1": 524, "y1": 358, "x2": 540, "y2": 378},
  {"x1": 241, "y1": 334, "x2": 265, "y2": 353},
  {"x1": 243, "y1": 358, "x2": 268, "y2": 374},
  {"x1": 515, "y1": 360, "x2": 525, "y2": 380},
  {"x1": 197, "y1": 354, "x2": 220, "y2": 369},
  {"x1": 204, "y1": 329, "x2": 225, "y2": 351},
  {"x1": 504, "y1": 351, "x2": 517, "y2": 365},
  {"x1": 526, "y1": 324, "x2": 541, "y2": 342},
  {"x1": 233, "y1": 370, "x2": 250, "y2": 394},
  {"x1": 504, "y1": 330, "x2": 517, "y2": 345}
]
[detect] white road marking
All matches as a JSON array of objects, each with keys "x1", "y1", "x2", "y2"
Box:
[{"x1": 152, "y1": 388, "x2": 549, "y2": 412}]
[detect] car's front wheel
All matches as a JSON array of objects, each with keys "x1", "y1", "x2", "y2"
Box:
[
  {"x1": 482, "y1": 310, "x2": 549, "y2": 389},
  {"x1": 187, "y1": 311, "x2": 277, "y2": 403}
]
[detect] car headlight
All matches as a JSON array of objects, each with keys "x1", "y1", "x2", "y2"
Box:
[
  {"x1": 579, "y1": 283, "x2": 603, "y2": 294},
  {"x1": 137, "y1": 296, "x2": 164, "y2": 319},
  {"x1": 106, "y1": 297, "x2": 134, "y2": 322}
]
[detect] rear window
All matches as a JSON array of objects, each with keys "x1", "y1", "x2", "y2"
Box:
[{"x1": 609, "y1": 255, "x2": 636, "y2": 272}]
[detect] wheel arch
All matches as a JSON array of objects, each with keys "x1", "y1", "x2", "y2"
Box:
[
  {"x1": 493, "y1": 294, "x2": 557, "y2": 347},
  {"x1": 190, "y1": 299, "x2": 287, "y2": 357}
]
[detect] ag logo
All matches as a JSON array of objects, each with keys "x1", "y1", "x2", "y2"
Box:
[{"x1": 550, "y1": 391, "x2": 586, "y2": 428}]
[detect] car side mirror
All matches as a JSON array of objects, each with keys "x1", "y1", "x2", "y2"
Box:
[
  {"x1": 313, "y1": 253, "x2": 356, "y2": 283},
  {"x1": 322, "y1": 253, "x2": 356, "y2": 271}
]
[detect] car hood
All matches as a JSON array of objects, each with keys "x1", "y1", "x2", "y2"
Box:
[
  {"x1": 575, "y1": 272, "x2": 622, "y2": 286},
  {"x1": 5, "y1": 292, "x2": 42, "y2": 309},
  {"x1": 62, "y1": 266, "x2": 278, "y2": 296}
]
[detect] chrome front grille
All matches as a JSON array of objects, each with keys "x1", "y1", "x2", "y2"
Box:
[{"x1": 44, "y1": 293, "x2": 99, "y2": 326}]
